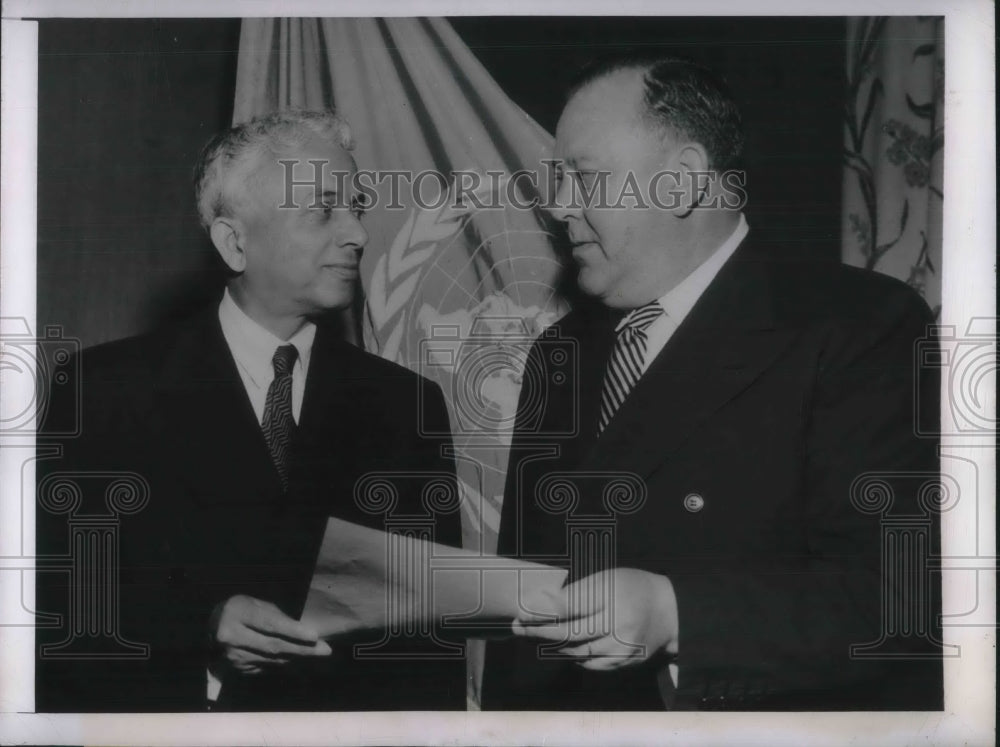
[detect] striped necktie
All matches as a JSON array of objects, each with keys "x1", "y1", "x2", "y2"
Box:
[
  {"x1": 598, "y1": 301, "x2": 665, "y2": 435},
  {"x1": 262, "y1": 344, "x2": 298, "y2": 488}
]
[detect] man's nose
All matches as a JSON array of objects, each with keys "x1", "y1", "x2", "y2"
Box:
[
  {"x1": 338, "y1": 215, "x2": 368, "y2": 252},
  {"x1": 548, "y1": 174, "x2": 580, "y2": 223}
]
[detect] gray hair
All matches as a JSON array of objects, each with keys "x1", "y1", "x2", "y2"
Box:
[{"x1": 193, "y1": 108, "x2": 355, "y2": 230}]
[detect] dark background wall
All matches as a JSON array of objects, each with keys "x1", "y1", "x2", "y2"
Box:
[
  {"x1": 37, "y1": 17, "x2": 846, "y2": 349},
  {"x1": 38, "y1": 20, "x2": 242, "y2": 348}
]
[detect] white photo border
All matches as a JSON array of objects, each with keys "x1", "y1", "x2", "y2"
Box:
[{"x1": 1, "y1": 1, "x2": 994, "y2": 745}]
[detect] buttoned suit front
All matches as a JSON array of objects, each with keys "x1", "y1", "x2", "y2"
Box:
[{"x1": 484, "y1": 239, "x2": 942, "y2": 711}]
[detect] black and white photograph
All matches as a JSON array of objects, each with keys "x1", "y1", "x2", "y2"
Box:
[{"x1": 0, "y1": 1, "x2": 994, "y2": 744}]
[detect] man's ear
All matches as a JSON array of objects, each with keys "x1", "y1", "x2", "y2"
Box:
[
  {"x1": 672, "y1": 142, "x2": 711, "y2": 216},
  {"x1": 209, "y1": 216, "x2": 247, "y2": 273}
]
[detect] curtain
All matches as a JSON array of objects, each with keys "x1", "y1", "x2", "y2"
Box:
[
  {"x1": 233, "y1": 17, "x2": 566, "y2": 708},
  {"x1": 842, "y1": 17, "x2": 944, "y2": 317}
]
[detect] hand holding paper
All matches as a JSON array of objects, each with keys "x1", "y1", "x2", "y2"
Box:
[
  {"x1": 211, "y1": 595, "x2": 331, "y2": 676},
  {"x1": 301, "y1": 518, "x2": 568, "y2": 639},
  {"x1": 512, "y1": 568, "x2": 679, "y2": 671}
]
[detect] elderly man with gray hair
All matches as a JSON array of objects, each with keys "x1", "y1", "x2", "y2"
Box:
[{"x1": 36, "y1": 110, "x2": 464, "y2": 712}]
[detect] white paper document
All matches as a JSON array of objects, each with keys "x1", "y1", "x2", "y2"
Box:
[{"x1": 301, "y1": 517, "x2": 568, "y2": 638}]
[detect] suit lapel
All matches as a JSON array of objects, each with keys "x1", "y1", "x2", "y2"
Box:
[
  {"x1": 585, "y1": 242, "x2": 799, "y2": 480},
  {"x1": 154, "y1": 310, "x2": 284, "y2": 504},
  {"x1": 290, "y1": 324, "x2": 353, "y2": 503},
  {"x1": 292, "y1": 325, "x2": 387, "y2": 524},
  {"x1": 296, "y1": 323, "x2": 346, "y2": 438},
  {"x1": 555, "y1": 305, "x2": 620, "y2": 469}
]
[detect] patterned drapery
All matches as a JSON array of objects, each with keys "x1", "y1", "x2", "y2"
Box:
[{"x1": 843, "y1": 17, "x2": 944, "y2": 317}]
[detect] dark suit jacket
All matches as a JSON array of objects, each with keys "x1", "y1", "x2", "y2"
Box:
[
  {"x1": 36, "y1": 306, "x2": 465, "y2": 712},
  {"x1": 484, "y1": 240, "x2": 943, "y2": 711}
]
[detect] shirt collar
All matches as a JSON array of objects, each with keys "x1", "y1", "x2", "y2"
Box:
[
  {"x1": 218, "y1": 288, "x2": 316, "y2": 387},
  {"x1": 656, "y1": 213, "x2": 749, "y2": 326}
]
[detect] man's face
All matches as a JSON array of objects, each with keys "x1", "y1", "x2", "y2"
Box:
[
  {"x1": 551, "y1": 70, "x2": 681, "y2": 308},
  {"x1": 235, "y1": 133, "x2": 368, "y2": 320}
]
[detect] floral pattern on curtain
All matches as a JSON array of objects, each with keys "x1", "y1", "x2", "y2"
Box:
[{"x1": 843, "y1": 16, "x2": 944, "y2": 317}]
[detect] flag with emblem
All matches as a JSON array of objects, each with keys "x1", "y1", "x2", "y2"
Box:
[{"x1": 232, "y1": 17, "x2": 568, "y2": 707}]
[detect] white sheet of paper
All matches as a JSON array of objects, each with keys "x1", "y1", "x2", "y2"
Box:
[{"x1": 301, "y1": 517, "x2": 568, "y2": 639}]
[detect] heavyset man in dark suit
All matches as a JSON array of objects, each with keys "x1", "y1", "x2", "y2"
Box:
[
  {"x1": 36, "y1": 110, "x2": 464, "y2": 712},
  {"x1": 484, "y1": 56, "x2": 942, "y2": 711}
]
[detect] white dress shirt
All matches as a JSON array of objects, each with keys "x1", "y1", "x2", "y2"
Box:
[
  {"x1": 207, "y1": 289, "x2": 317, "y2": 702},
  {"x1": 218, "y1": 288, "x2": 316, "y2": 425},
  {"x1": 629, "y1": 213, "x2": 749, "y2": 374}
]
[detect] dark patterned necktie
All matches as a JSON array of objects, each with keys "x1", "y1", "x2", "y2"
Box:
[
  {"x1": 598, "y1": 301, "x2": 665, "y2": 435},
  {"x1": 262, "y1": 344, "x2": 298, "y2": 488}
]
